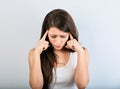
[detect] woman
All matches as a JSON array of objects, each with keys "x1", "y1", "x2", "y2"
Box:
[{"x1": 28, "y1": 9, "x2": 89, "y2": 89}]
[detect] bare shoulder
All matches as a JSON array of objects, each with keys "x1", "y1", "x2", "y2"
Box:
[
  {"x1": 83, "y1": 47, "x2": 89, "y2": 55},
  {"x1": 28, "y1": 48, "x2": 35, "y2": 62},
  {"x1": 29, "y1": 48, "x2": 35, "y2": 57},
  {"x1": 83, "y1": 47, "x2": 89, "y2": 62}
]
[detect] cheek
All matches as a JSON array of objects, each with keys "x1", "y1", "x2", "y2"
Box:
[
  {"x1": 48, "y1": 36, "x2": 55, "y2": 46},
  {"x1": 63, "y1": 37, "x2": 69, "y2": 43},
  {"x1": 48, "y1": 36, "x2": 53, "y2": 43}
]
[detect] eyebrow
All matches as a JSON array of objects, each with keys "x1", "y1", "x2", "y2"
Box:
[{"x1": 50, "y1": 34, "x2": 67, "y2": 36}]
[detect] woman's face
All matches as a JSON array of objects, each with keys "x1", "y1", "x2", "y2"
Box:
[{"x1": 48, "y1": 27, "x2": 69, "y2": 51}]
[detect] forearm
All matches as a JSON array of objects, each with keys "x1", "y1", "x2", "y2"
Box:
[
  {"x1": 29, "y1": 50, "x2": 43, "y2": 89},
  {"x1": 75, "y1": 50, "x2": 89, "y2": 89}
]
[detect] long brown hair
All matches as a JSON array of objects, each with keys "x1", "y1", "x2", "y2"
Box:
[{"x1": 40, "y1": 9, "x2": 79, "y2": 89}]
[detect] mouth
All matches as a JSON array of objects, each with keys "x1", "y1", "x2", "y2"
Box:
[{"x1": 54, "y1": 45, "x2": 61, "y2": 49}]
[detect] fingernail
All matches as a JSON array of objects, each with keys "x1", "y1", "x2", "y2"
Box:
[
  {"x1": 43, "y1": 47, "x2": 45, "y2": 50},
  {"x1": 72, "y1": 46, "x2": 75, "y2": 49}
]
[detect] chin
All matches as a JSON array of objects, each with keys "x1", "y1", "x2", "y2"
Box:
[
  {"x1": 56, "y1": 47, "x2": 68, "y2": 51},
  {"x1": 53, "y1": 46, "x2": 64, "y2": 51},
  {"x1": 54, "y1": 48, "x2": 62, "y2": 51}
]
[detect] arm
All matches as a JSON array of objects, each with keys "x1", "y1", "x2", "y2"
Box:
[
  {"x1": 28, "y1": 48, "x2": 43, "y2": 89},
  {"x1": 66, "y1": 33, "x2": 89, "y2": 89},
  {"x1": 74, "y1": 48, "x2": 89, "y2": 89},
  {"x1": 28, "y1": 30, "x2": 49, "y2": 89}
]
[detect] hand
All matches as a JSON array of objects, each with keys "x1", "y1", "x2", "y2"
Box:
[
  {"x1": 35, "y1": 30, "x2": 49, "y2": 54},
  {"x1": 65, "y1": 33, "x2": 83, "y2": 53}
]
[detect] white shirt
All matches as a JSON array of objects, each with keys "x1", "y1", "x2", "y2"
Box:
[{"x1": 49, "y1": 52, "x2": 78, "y2": 89}]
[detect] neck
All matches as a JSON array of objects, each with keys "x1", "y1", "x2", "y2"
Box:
[
  {"x1": 54, "y1": 47, "x2": 69, "y2": 54},
  {"x1": 54, "y1": 50, "x2": 68, "y2": 56},
  {"x1": 54, "y1": 50, "x2": 70, "y2": 67}
]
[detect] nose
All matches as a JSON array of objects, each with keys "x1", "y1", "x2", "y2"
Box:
[{"x1": 55, "y1": 37, "x2": 62, "y2": 45}]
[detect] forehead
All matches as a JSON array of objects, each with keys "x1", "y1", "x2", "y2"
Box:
[{"x1": 48, "y1": 27, "x2": 68, "y2": 35}]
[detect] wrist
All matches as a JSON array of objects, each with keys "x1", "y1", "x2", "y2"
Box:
[
  {"x1": 34, "y1": 47, "x2": 42, "y2": 55},
  {"x1": 77, "y1": 47, "x2": 84, "y2": 54}
]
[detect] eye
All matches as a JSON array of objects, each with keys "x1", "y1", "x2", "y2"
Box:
[
  {"x1": 51, "y1": 35, "x2": 57, "y2": 38},
  {"x1": 60, "y1": 35, "x2": 66, "y2": 38}
]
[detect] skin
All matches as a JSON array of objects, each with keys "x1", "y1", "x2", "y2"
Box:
[
  {"x1": 48, "y1": 27, "x2": 69, "y2": 51},
  {"x1": 28, "y1": 27, "x2": 89, "y2": 89}
]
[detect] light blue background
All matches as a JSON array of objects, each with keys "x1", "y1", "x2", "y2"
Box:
[{"x1": 0, "y1": 0, "x2": 120, "y2": 89}]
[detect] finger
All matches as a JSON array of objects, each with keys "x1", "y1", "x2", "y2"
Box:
[
  {"x1": 66, "y1": 45, "x2": 75, "y2": 50},
  {"x1": 72, "y1": 46, "x2": 75, "y2": 49},
  {"x1": 65, "y1": 45, "x2": 69, "y2": 49},
  {"x1": 69, "y1": 33, "x2": 74, "y2": 40},
  {"x1": 65, "y1": 45, "x2": 70, "y2": 49},
  {"x1": 42, "y1": 30, "x2": 48, "y2": 40},
  {"x1": 43, "y1": 44, "x2": 49, "y2": 50}
]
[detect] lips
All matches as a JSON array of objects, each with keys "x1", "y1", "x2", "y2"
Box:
[{"x1": 54, "y1": 45, "x2": 61, "y2": 48}]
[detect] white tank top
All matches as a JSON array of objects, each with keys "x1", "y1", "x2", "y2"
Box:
[{"x1": 49, "y1": 52, "x2": 78, "y2": 89}]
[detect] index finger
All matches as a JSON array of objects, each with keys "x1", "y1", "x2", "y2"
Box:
[
  {"x1": 69, "y1": 33, "x2": 74, "y2": 40},
  {"x1": 42, "y1": 30, "x2": 48, "y2": 40}
]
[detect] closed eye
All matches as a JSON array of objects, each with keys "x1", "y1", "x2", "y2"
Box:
[
  {"x1": 51, "y1": 35, "x2": 57, "y2": 38},
  {"x1": 60, "y1": 35, "x2": 66, "y2": 38}
]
